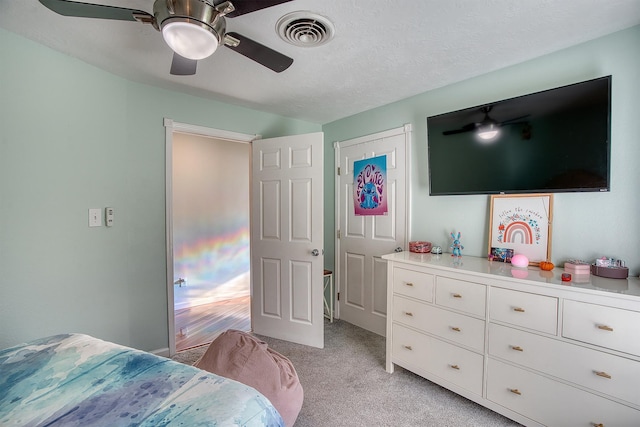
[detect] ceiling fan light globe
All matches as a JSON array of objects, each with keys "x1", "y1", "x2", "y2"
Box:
[
  {"x1": 477, "y1": 122, "x2": 500, "y2": 141},
  {"x1": 162, "y1": 20, "x2": 219, "y2": 60},
  {"x1": 478, "y1": 129, "x2": 499, "y2": 140}
]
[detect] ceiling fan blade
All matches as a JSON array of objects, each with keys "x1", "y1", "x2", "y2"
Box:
[
  {"x1": 38, "y1": 0, "x2": 151, "y2": 22},
  {"x1": 502, "y1": 121, "x2": 529, "y2": 127},
  {"x1": 170, "y1": 53, "x2": 198, "y2": 76},
  {"x1": 225, "y1": 32, "x2": 293, "y2": 73},
  {"x1": 226, "y1": 0, "x2": 294, "y2": 18},
  {"x1": 442, "y1": 128, "x2": 472, "y2": 136},
  {"x1": 499, "y1": 115, "x2": 530, "y2": 125},
  {"x1": 442, "y1": 123, "x2": 478, "y2": 136}
]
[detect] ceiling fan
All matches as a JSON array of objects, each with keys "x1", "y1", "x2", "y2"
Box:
[
  {"x1": 38, "y1": 0, "x2": 295, "y2": 75},
  {"x1": 443, "y1": 106, "x2": 529, "y2": 141}
]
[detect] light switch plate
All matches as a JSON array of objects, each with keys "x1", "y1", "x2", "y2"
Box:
[{"x1": 89, "y1": 208, "x2": 102, "y2": 227}]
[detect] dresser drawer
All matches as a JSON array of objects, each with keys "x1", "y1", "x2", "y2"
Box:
[
  {"x1": 393, "y1": 295, "x2": 485, "y2": 352},
  {"x1": 487, "y1": 358, "x2": 640, "y2": 427},
  {"x1": 435, "y1": 276, "x2": 486, "y2": 317},
  {"x1": 490, "y1": 288, "x2": 558, "y2": 335},
  {"x1": 393, "y1": 267, "x2": 434, "y2": 302},
  {"x1": 489, "y1": 323, "x2": 640, "y2": 407},
  {"x1": 392, "y1": 324, "x2": 484, "y2": 396},
  {"x1": 563, "y1": 299, "x2": 640, "y2": 356}
]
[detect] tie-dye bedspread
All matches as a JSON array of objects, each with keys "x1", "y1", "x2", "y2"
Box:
[{"x1": 0, "y1": 333, "x2": 284, "y2": 426}]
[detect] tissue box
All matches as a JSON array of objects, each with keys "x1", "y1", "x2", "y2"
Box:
[{"x1": 564, "y1": 260, "x2": 591, "y2": 275}]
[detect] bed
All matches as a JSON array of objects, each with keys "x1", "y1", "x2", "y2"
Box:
[{"x1": 0, "y1": 333, "x2": 284, "y2": 426}]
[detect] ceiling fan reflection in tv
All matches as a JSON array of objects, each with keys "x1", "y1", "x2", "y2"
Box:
[
  {"x1": 442, "y1": 106, "x2": 530, "y2": 142},
  {"x1": 427, "y1": 76, "x2": 612, "y2": 196}
]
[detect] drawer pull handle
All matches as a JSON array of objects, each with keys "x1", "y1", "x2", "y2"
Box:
[
  {"x1": 592, "y1": 423, "x2": 604, "y2": 427},
  {"x1": 597, "y1": 325, "x2": 613, "y2": 332},
  {"x1": 403, "y1": 311, "x2": 414, "y2": 317},
  {"x1": 511, "y1": 345, "x2": 524, "y2": 352},
  {"x1": 594, "y1": 371, "x2": 612, "y2": 379},
  {"x1": 452, "y1": 293, "x2": 462, "y2": 298},
  {"x1": 450, "y1": 364, "x2": 460, "y2": 370},
  {"x1": 405, "y1": 282, "x2": 414, "y2": 287},
  {"x1": 513, "y1": 307, "x2": 525, "y2": 313},
  {"x1": 509, "y1": 388, "x2": 522, "y2": 395},
  {"x1": 403, "y1": 345, "x2": 413, "y2": 351},
  {"x1": 450, "y1": 327, "x2": 461, "y2": 332}
]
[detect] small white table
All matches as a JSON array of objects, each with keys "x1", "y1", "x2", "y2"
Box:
[{"x1": 323, "y1": 269, "x2": 334, "y2": 322}]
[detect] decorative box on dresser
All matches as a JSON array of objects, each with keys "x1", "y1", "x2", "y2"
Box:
[{"x1": 383, "y1": 252, "x2": 640, "y2": 427}]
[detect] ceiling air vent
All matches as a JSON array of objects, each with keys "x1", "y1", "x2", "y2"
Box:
[{"x1": 276, "y1": 11, "x2": 335, "y2": 47}]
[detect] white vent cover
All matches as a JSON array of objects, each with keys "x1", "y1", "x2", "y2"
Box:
[{"x1": 276, "y1": 11, "x2": 335, "y2": 47}]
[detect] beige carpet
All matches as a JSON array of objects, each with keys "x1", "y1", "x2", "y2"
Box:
[{"x1": 173, "y1": 320, "x2": 522, "y2": 427}]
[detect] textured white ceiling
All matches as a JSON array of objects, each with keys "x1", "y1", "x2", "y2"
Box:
[{"x1": 1, "y1": 0, "x2": 639, "y2": 124}]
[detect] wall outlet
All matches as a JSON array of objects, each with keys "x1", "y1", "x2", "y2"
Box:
[{"x1": 105, "y1": 207, "x2": 114, "y2": 227}]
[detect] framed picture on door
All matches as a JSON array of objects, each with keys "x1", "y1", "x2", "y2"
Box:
[
  {"x1": 488, "y1": 194, "x2": 553, "y2": 265},
  {"x1": 353, "y1": 155, "x2": 388, "y2": 216}
]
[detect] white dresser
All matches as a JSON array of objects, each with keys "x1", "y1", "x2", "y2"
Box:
[{"x1": 383, "y1": 252, "x2": 640, "y2": 427}]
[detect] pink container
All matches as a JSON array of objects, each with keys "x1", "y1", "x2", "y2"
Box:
[
  {"x1": 409, "y1": 241, "x2": 432, "y2": 253},
  {"x1": 564, "y1": 261, "x2": 591, "y2": 275}
]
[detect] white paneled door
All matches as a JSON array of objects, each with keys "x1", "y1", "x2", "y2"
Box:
[
  {"x1": 251, "y1": 133, "x2": 324, "y2": 348},
  {"x1": 336, "y1": 125, "x2": 410, "y2": 336}
]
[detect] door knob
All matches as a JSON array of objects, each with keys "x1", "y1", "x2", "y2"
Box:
[{"x1": 311, "y1": 249, "x2": 320, "y2": 256}]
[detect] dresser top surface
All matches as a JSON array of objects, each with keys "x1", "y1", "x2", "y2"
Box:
[{"x1": 383, "y1": 252, "x2": 640, "y2": 298}]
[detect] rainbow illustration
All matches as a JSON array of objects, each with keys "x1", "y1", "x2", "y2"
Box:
[
  {"x1": 503, "y1": 221, "x2": 533, "y2": 244},
  {"x1": 496, "y1": 213, "x2": 542, "y2": 246}
]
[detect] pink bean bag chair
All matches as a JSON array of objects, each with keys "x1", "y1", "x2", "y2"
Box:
[{"x1": 195, "y1": 330, "x2": 303, "y2": 427}]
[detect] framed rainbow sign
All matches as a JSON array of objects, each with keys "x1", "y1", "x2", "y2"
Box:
[{"x1": 488, "y1": 194, "x2": 553, "y2": 265}]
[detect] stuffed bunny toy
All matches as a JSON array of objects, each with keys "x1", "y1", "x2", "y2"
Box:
[{"x1": 450, "y1": 232, "x2": 464, "y2": 257}]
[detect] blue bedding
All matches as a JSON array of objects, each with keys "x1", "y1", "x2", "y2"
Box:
[{"x1": 0, "y1": 333, "x2": 284, "y2": 426}]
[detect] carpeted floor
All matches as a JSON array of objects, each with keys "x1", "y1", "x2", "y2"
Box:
[{"x1": 172, "y1": 320, "x2": 522, "y2": 427}]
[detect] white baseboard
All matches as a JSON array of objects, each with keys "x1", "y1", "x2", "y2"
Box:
[{"x1": 151, "y1": 347, "x2": 170, "y2": 358}]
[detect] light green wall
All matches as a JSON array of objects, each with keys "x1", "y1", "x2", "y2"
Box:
[
  {"x1": 3, "y1": 25, "x2": 638, "y2": 353},
  {"x1": 323, "y1": 25, "x2": 640, "y2": 276},
  {"x1": 0, "y1": 28, "x2": 320, "y2": 351}
]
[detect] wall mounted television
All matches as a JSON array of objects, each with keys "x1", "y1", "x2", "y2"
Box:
[{"x1": 427, "y1": 76, "x2": 611, "y2": 196}]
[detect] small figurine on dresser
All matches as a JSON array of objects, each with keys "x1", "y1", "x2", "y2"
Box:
[{"x1": 450, "y1": 232, "x2": 464, "y2": 257}]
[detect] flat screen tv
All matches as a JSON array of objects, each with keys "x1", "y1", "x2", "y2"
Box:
[{"x1": 427, "y1": 76, "x2": 611, "y2": 195}]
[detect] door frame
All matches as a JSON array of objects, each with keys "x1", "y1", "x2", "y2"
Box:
[
  {"x1": 333, "y1": 124, "x2": 412, "y2": 321},
  {"x1": 164, "y1": 118, "x2": 259, "y2": 356}
]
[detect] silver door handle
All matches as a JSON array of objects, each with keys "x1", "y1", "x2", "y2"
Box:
[{"x1": 311, "y1": 249, "x2": 320, "y2": 256}]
